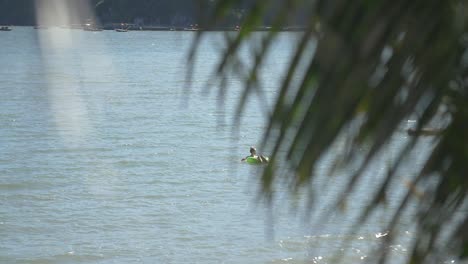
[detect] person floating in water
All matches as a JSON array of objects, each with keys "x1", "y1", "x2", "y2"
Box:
[{"x1": 241, "y1": 146, "x2": 269, "y2": 163}]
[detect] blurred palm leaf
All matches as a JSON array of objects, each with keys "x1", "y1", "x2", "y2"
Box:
[{"x1": 190, "y1": 0, "x2": 468, "y2": 263}]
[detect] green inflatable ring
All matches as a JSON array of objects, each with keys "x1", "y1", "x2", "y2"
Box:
[{"x1": 245, "y1": 156, "x2": 269, "y2": 164}]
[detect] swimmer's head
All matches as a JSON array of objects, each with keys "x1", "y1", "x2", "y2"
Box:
[{"x1": 250, "y1": 146, "x2": 257, "y2": 155}]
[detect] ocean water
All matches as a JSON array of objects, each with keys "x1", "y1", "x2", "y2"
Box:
[{"x1": 0, "y1": 27, "x2": 438, "y2": 264}]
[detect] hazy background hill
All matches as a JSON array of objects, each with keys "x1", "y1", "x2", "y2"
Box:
[{"x1": 0, "y1": 0, "x2": 306, "y2": 27}]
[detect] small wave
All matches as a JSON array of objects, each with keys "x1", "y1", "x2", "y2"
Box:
[
  {"x1": 267, "y1": 257, "x2": 304, "y2": 264},
  {"x1": 31, "y1": 147, "x2": 114, "y2": 154},
  {"x1": 14, "y1": 252, "x2": 107, "y2": 264},
  {"x1": 0, "y1": 182, "x2": 49, "y2": 191}
]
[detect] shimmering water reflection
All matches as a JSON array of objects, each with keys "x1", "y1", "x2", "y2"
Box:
[{"x1": 0, "y1": 27, "x2": 434, "y2": 264}]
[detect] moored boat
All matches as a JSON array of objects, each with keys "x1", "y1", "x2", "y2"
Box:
[
  {"x1": 115, "y1": 23, "x2": 130, "y2": 32},
  {"x1": 0, "y1": 26, "x2": 12, "y2": 31}
]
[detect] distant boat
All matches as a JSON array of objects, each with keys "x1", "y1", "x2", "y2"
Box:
[
  {"x1": 184, "y1": 28, "x2": 199, "y2": 31},
  {"x1": 184, "y1": 24, "x2": 199, "y2": 31},
  {"x1": 0, "y1": 26, "x2": 12, "y2": 31},
  {"x1": 34, "y1": 25, "x2": 48, "y2": 29},
  {"x1": 115, "y1": 23, "x2": 129, "y2": 32}
]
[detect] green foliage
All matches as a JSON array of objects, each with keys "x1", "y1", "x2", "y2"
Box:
[{"x1": 190, "y1": 0, "x2": 468, "y2": 263}]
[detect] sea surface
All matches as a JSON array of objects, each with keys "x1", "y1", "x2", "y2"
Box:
[{"x1": 0, "y1": 27, "x2": 445, "y2": 264}]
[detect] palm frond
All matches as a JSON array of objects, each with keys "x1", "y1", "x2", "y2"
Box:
[{"x1": 190, "y1": 0, "x2": 468, "y2": 263}]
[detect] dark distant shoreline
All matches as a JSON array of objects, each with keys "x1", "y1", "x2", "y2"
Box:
[
  {"x1": 3, "y1": 25, "x2": 307, "y2": 32},
  {"x1": 110, "y1": 25, "x2": 306, "y2": 32},
  {"x1": 0, "y1": 1, "x2": 308, "y2": 30},
  {"x1": 0, "y1": 25, "x2": 307, "y2": 32}
]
